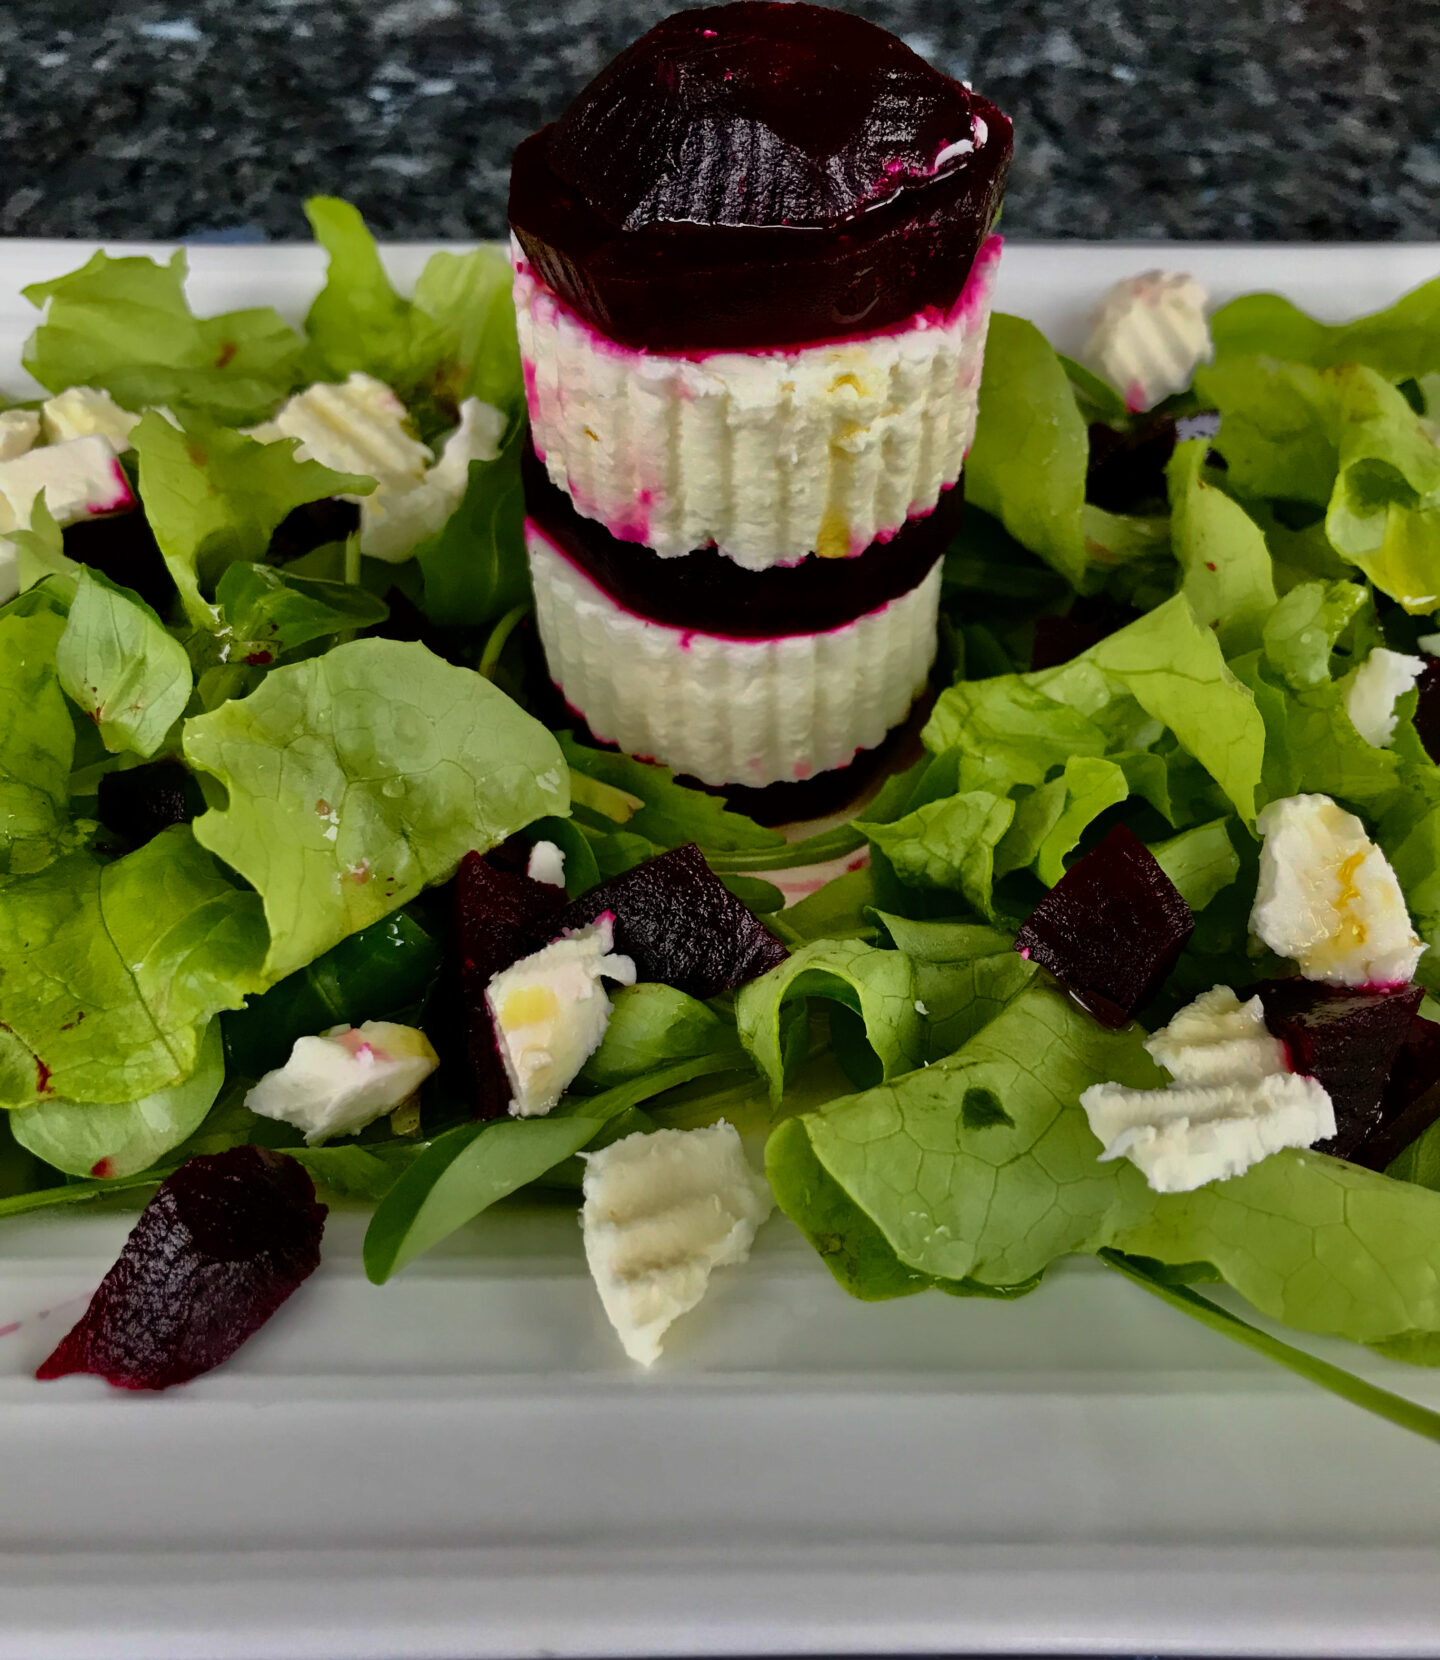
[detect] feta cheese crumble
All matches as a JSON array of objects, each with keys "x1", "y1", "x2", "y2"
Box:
[
  {"x1": 1079, "y1": 984, "x2": 1335, "y2": 1193},
  {"x1": 0, "y1": 409, "x2": 39, "y2": 461},
  {"x1": 1345, "y1": 647, "x2": 1426, "y2": 748},
  {"x1": 0, "y1": 434, "x2": 134, "y2": 533},
  {"x1": 252, "y1": 372, "x2": 505, "y2": 563},
  {"x1": 486, "y1": 914, "x2": 636, "y2": 1118},
  {"x1": 41, "y1": 386, "x2": 142, "y2": 452},
  {"x1": 1083, "y1": 271, "x2": 1213, "y2": 412},
  {"x1": 580, "y1": 1121, "x2": 773, "y2": 1365},
  {"x1": 526, "y1": 839, "x2": 567, "y2": 888},
  {"x1": 245, "y1": 1020, "x2": 439, "y2": 1143},
  {"x1": 1250, "y1": 793, "x2": 1424, "y2": 986}
]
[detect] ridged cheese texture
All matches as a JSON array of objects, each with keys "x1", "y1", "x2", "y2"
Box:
[
  {"x1": 527, "y1": 521, "x2": 942, "y2": 787},
  {"x1": 253, "y1": 372, "x2": 506, "y2": 562},
  {"x1": 1250, "y1": 792, "x2": 1424, "y2": 986},
  {"x1": 1083, "y1": 270, "x2": 1213, "y2": 412},
  {"x1": 41, "y1": 386, "x2": 142, "y2": 452},
  {"x1": 581, "y1": 1121, "x2": 773, "y2": 1366},
  {"x1": 245, "y1": 1021, "x2": 439, "y2": 1144},
  {"x1": 1346, "y1": 646, "x2": 1426, "y2": 748},
  {"x1": 514, "y1": 235, "x2": 1001, "y2": 570},
  {"x1": 1080, "y1": 983, "x2": 1335, "y2": 1193},
  {"x1": 0, "y1": 409, "x2": 39, "y2": 461}
]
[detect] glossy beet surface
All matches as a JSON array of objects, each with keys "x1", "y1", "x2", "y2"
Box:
[
  {"x1": 1415, "y1": 655, "x2": 1440, "y2": 763},
  {"x1": 1014, "y1": 824, "x2": 1195, "y2": 1028},
  {"x1": 523, "y1": 440, "x2": 956, "y2": 636},
  {"x1": 509, "y1": 2, "x2": 1011, "y2": 351},
  {"x1": 551, "y1": 844, "x2": 788, "y2": 999},
  {"x1": 454, "y1": 852, "x2": 565, "y2": 1118},
  {"x1": 1352, "y1": 1013, "x2": 1440, "y2": 1170},
  {"x1": 62, "y1": 508, "x2": 172, "y2": 616},
  {"x1": 96, "y1": 756, "x2": 204, "y2": 850},
  {"x1": 1248, "y1": 978, "x2": 1425, "y2": 1160},
  {"x1": 36, "y1": 1148, "x2": 326, "y2": 1391}
]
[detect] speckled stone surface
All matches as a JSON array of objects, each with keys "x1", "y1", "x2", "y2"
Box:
[{"x1": 1, "y1": 0, "x2": 1435, "y2": 244}]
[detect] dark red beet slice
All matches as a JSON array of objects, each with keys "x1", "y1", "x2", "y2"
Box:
[
  {"x1": 96, "y1": 756, "x2": 204, "y2": 848},
  {"x1": 1247, "y1": 978, "x2": 1426, "y2": 1160},
  {"x1": 36, "y1": 1147, "x2": 326, "y2": 1391},
  {"x1": 1351, "y1": 1013, "x2": 1440, "y2": 1170},
  {"x1": 1085, "y1": 416, "x2": 1179, "y2": 513},
  {"x1": 63, "y1": 509, "x2": 173, "y2": 617},
  {"x1": 267, "y1": 498, "x2": 362, "y2": 566},
  {"x1": 1414, "y1": 655, "x2": 1440, "y2": 764},
  {"x1": 1014, "y1": 824, "x2": 1195, "y2": 1028},
  {"x1": 548, "y1": 844, "x2": 788, "y2": 999},
  {"x1": 454, "y1": 851, "x2": 566, "y2": 1117},
  {"x1": 1029, "y1": 596, "x2": 1136, "y2": 672},
  {"x1": 509, "y1": 1, "x2": 1011, "y2": 351}
]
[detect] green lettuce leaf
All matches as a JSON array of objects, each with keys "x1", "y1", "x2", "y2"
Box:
[
  {"x1": 964, "y1": 313, "x2": 1089, "y2": 586},
  {"x1": 921, "y1": 678, "x2": 1109, "y2": 788},
  {"x1": 413, "y1": 427, "x2": 529, "y2": 628},
  {"x1": 1196, "y1": 356, "x2": 1338, "y2": 505},
  {"x1": 410, "y1": 243, "x2": 523, "y2": 420},
  {"x1": 772, "y1": 867, "x2": 879, "y2": 946},
  {"x1": 874, "y1": 913, "x2": 1036, "y2": 1061},
  {"x1": 1210, "y1": 279, "x2": 1440, "y2": 383},
  {"x1": 1261, "y1": 578, "x2": 1370, "y2": 690},
  {"x1": 9, "y1": 498, "x2": 81, "y2": 595},
  {"x1": 55, "y1": 568, "x2": 191, "y2": 758},
  {"x1": 131, "y1": 408, "x2": 374, "y2": 627},
  {"x1": 0, "y1": 608, "x2": 73, "y2": 875},
  {"x1": 214, "y1": 561, "x2": 391, "y2": 662},
  {"x1": 22, "y1": 249, "x2": 305, "y2": 423},
  {"x1": 736, "y1": 939, "x2": 924, "y2": 1105},
  {"x1": 184, "y1": 638, "x2": 567, "y2": 979},
  {"x1": 1149, "y1": 817, "x2": 1241, "y2": 912},
  {"x1": 582, "y1": 983, "x2": 735, "y2": 1088},
  {"x1": 1167, "y1": 439, "x2": 1276, "y2": 655},
  {"x1": 9, "y1": 1019, "x2": 224, "y2": 1179},
  {"x1": 1028, "y1": 755, "x2": 1129, "y2": 886},
  {"x1": 857, "y1": 790, "x2": 1015, "y2": 919},
  {"x1": 0, "y1": 826, "x2": 267, "y2": 1107}
]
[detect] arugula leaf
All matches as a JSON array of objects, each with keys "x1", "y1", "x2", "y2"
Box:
[
  {"x1": 214, "y1": 561, "x2": 390, "y2": 662},
  {"x1": 964, "y1": 313, "x2": 1089, "y2": 585},
  {"x1": 582, "y1": 983, "x2": 736, "y2": 1088},
  {"x1": 857, "y1": 790, "x2": 1016, "y2": 918},
  {"x1": 55, "y1": 568, "x2": 191, "y2": 758},
  {"x1": 775, "y1": 866, "x2": 878, "y2": 945},
  {"x1": 132, "y1": 409, "x2": 374, "y2": 627},
  {"x1": 1261, "y1": 579, "x2": 1370, "y2": 690},
  {"x1": 22, "y1": 249, "x2": 304, "y2": 423},
  {"x1": 1210, "y1": 279, "x2": 1440, "y2": 384},
  {"x1": 0, "y1": 826, "x2": 267, "y2": 1107},
  {"x1": 414, "y1": 427, "x2": 529, "y2": 628},
  {"x1": 185, "y1": 638, "x2": 565, "y2": 979},
  {"x1": 9, "y1": 1019, "x2": 224, "y2": 1179},
  {"x1": 736, "y1": 939, "x2": 924, "y2": 1105},
  {"x1": 1167, "y1": 439, "x2": 1276, "y2": 655},
  {"x1": 0, "y1": 608, "x2": 73, "y2": 875},
  {"x1": 363, "y1": 1052, "x2": 744, "y2": 1282}
]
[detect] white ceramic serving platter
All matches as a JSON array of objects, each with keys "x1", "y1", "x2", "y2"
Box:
[{"x1": 4, "y1": 240, "x2": 1440, "y2": 1660}]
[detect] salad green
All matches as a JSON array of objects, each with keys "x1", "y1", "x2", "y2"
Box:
[{"x1": 5, "y1": 203, "x2": 1440, "y2": 1437}]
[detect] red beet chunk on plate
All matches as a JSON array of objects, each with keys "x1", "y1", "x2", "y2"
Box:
[
  {"x1": 36, "y1": 1147, "x2": 326, "y2": 1391},
  {"x1": 550, "y1": 844, "x2": 788, "y2": 1000},
  {"x1": 1414, "y1": 655, "x2": 1440, "y2": 764},
  {"x1": 454, "y1": 851, "x2": 566, "y2": 1118},
  {"x1": 1248, "y1": 979, "x2": 1426, "y2": 1161},
  {"x1": 1014, "y1": 824, "x2": 1194, "y2": 1028},
  {"x1": 1351, "y1": 1013, "x2": 1440, "y2": 1170}
]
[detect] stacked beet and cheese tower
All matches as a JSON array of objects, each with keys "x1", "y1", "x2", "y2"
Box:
[{"x1": 509, "y1": 2, "x2": 1012, "y2": 801}]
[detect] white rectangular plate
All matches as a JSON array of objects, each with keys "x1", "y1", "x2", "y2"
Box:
[{"x1": 4, "y1": 239, "x2": 1440, "y2": 1660}]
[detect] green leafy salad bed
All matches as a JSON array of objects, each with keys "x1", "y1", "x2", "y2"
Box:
[{"x1": 5, "y1": 201, "x2": 1440, "y2": 1435}]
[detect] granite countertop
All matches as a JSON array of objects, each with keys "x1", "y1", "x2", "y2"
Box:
[{"x1": 1, "y1": 0, "x2": 1435, "y2": 244}]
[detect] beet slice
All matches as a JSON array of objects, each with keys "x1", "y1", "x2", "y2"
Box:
[
  {"x1": 548, "y1": 844, "x2": 788, "y2": 1000},
  {"x1": 1246, "y1": 979, "x2": 1426, "y2": 1160},
  {"x1": 1414, "y1": 655, "x2": 1440, "y2": 764},
  {"x1": 36, "y1": 1147, "x2": 326, "y2": 1391},
  {"x1": 62, "y1": 509, "x2": 174, "y2": 618},
  {"x1": 1351, "y1": 1013, "x2": 1440, "y2": 1170},
  {"x1": 267, "y1": 497, "x2": 362, "y2": 566},
  {"x1": 454, "y1": 851, "x2": 566, "y2": 1117},
  {"x1": 96, "y1": 756, "x2": 205, "y2": 848},
  {"x1": 1014, "y1": 824, "x2": 1195, "y2": 1028}
]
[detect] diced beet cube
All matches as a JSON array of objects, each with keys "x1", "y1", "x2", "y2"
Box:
[
  {"x1": 63, "y1": 509, "x2": 173, "y2": 617},
  {"x1": 1029, "y1": 596, "x2": 1135, "y2": 672},
  {"x1": 1014, "y1": 823, "x2": 1195, "y2": 1028},
  {"x1": 1247, "y1": 978, "x2": 1424, "y2": 1159},
  {"x1": 266, "y1": 497, "x2": 361, "y2": 565},
  {"x1": 454, "y1": 851, "x2": 565, "y2": 1117},
  {"x1": 1352, "y1": 1013, "x2": 1440, "y2": 1170},
  {"x1": 1414, "y1": 656, "x2": 1440, "y2": 764},
  {"x1": 36, "y1": 1147, "x2": 326, "y2": 1391},
  {"x1": 96, "y1": 756, "x2": 204, "y2": 848},
  {"x1": 1086, "y1": 415, "x2": 1179, "y2": 513},
  {"x1": 548, "y1": 844, "x2": 788, "y2": 1000}
]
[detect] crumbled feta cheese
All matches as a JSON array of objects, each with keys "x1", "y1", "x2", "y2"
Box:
[
  {"x1": 0, "y1": 434, "x2": 134, "y2": 533},
  {"x1": 1250, "y1": 793, "x2": 1424, "y2": 986},
  {"x1": 1083, "y1": 271, "x2": 1213, "y2": 412},
  {"x1": 581, "y1": 1121, "x2": 773, "y2": 1365},
  {"x1": 41, "y1": 386, "x2": 142, "y2": 452},
  {"x1": 1081, "y1": 1072, "x2": 1335, "y2": 1194},
  {"x1": 486, "y1": 914, "x2": 637, "y2": 1118},
  {"x1": 1145, "y1": 985, "x2": 1289, "y2": 1086},
  {"x1": 526, "y1": 838, "x2": 566, "y2": 888},
  {"x1": 245, "y1": 1020, "x2": 439, "y2": 1144},
  {"x1": 1418, "y1": 631, "x2": 1440, "y2": 656},
  {"x1": 0, "y1": 408, "x2": 39, "y2": 461},
  {"x1": 359, "y1": 395, "x2": 505, "y2": 562},
  {"x1": 1346, "y1": 647, "x2": 1426, "y2": 748}
]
